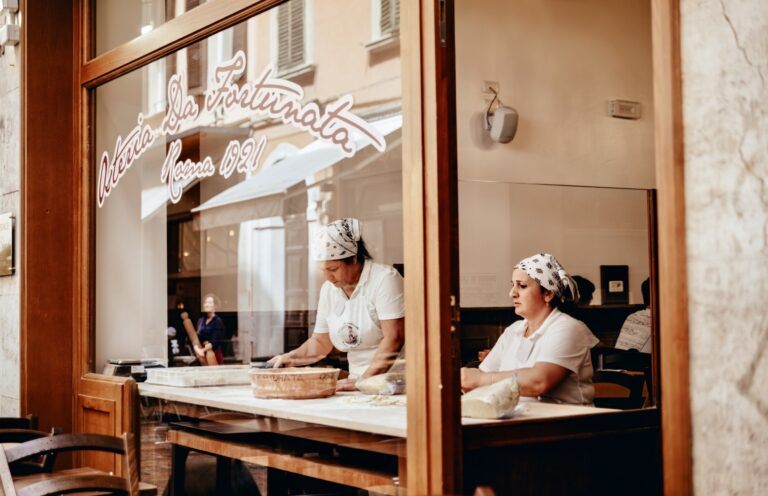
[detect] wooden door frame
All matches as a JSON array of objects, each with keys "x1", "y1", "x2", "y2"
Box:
[
  {"x1": 651, "y1": 1, "x2": 691, "y2": 494},
  {"x1": 19, "y1": 0, "x2": 692, "y2": 494},
  {"x1": 19, "y1": 0, "x2": 80, "y2": 438},
  {"x1": 402, "y1": 0, "x2": 462, "y2": 494}
]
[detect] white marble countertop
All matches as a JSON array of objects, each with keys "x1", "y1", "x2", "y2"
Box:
[{"x1": 139, "y1": 383, "x2": 613, "y2": 438}]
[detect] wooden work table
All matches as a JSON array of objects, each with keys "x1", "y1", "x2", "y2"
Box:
[
  {"x1": 138, "y1": 383, "x2": 660, "y2": 494},
  {"x1": 138, "y1": 383, "x2": 617, "y2": 437}
]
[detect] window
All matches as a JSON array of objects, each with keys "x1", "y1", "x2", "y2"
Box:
[
  {"x1": 146, "y1": 58, "x2": 167, "y2": 115},
  {"x1": 373, "y1": 0, "x2": 400, "y2": 41},
  {"x1": 274, "y1": 0, "x2": 310, "y2": 75},
  {"x1": 94, "y1": 5, "x2": 404, "y2": 374},
  {"x1": 207, "y1": 29, "x2": 233, "y2": 75},
  {"x1": 186, "y1": 0, "x2": 205, "y2": 91}
]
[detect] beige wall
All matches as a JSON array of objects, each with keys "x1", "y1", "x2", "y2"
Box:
[
  {"x1": 0, "y1": 14, "x2": 20, "y2": 416},
  {"x1": 681, "y1": 0, "x2": 768, "y2": 492},
  {"x1": 456, "y1": 0, "x2": 655, "y2": 188},
  {"x1": 459, "y1": 182, "x2": 649, "y2": 307},
  {"x1": 456, "y1": 0, "x2": 655, "y2": 307}
]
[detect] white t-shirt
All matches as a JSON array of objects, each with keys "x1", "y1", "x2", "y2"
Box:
[
  {"x1": 314, "y1": 260, "x2": 404, "y2": 377},
  {"x1": 615, "y1": 308, "x2": 652, "y2": 353},
  {"x1": 480, "y1": 308, "x2": 599, "y2": 405}
]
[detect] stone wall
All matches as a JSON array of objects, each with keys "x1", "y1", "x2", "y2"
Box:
[
  {"x1": 682, "y1": 0, "x2": 768, "y2": 493},
  {"x1": 0, "y1": 15, "x2": 21, "y2": 416}
]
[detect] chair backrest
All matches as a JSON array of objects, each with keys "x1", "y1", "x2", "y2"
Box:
[
  {"x1": 0, "y1": 428, "x2": 60, "y2": 475},
  {"x1": 0, "y1": 433, "x2": 139, "y2": 496},
  {"x1": 593, "y1": 370, "x2": 646, "y2": 410},
  {"x1": 0, "y1": 415, "x2": 38, "y2": 431},
  {"x1": 597, "y1": 348, "x2": 651, "y2": 371},
  {"x1": 592, "y1": 347, "x2": 653, "y2": 404}
]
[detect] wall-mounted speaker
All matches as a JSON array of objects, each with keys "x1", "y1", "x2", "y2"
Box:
[{"x1": 489, "y1": 106, "x2": 519, "y2": 143}]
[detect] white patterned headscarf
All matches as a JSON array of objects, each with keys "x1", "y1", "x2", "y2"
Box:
[
  {"x1": 314, "y1": 218, "x2": 362, "y2": 261},
  {"x1": 515, "y1": 253, "x2": 580, "y2": 304}
]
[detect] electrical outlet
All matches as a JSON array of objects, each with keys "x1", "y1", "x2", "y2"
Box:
[{"x1": 481, "y1": 81, "x2": 500, "y2": 95}]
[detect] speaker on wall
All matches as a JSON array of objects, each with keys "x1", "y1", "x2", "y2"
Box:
[{"x1": 489, "y1": 106, "x2": 518, "y2": 143}]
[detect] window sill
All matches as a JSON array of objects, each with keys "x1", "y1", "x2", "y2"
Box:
[
  {"x1": 365, "y1": 32, "x2": 400, "y2": 54},
  {"x1": 276, "y1": 63, "x2": 316, "y2": 81}
]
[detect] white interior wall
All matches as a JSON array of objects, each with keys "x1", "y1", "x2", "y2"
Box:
[
  {"x1": 456, "y1": 0, "x2": 655, "y2": 307},
  {"x1": 459, "y1": 182, "x2": 649, "y2": 307},
  {"x1": 456, "y1": 0, "x2": 654, "y2": 188}
]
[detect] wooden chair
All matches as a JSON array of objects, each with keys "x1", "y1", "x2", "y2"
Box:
[
  {"x1": 593, "y1": 347, "x2": 653, "y2": 404},
  {"x1": 0, "y1": 415, "x2": 38, "y2": 431},
  {"x1": 0, "y1": 428, "x2": 60, "y2": 476},
  {"x1": 593, "y1": 370, "x2": 646, "y2": 409},
  {"x1": 0, "y1": 432, "x2": 140, "y2": 496}
]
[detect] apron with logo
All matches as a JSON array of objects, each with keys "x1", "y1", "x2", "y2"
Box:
[{"x1": 325, "y1": 282, "x2": 383, "y2": 378}]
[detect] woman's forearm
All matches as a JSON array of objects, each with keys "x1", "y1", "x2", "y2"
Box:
[
  {"x1": 283, "y1": 333, "x2": 331, "y2": 365},
  {"x1": 462, "y1": 362, "x2": 569, "y2": 396},
  {"x1": 361, "y1": 334, "x2": 403, "y2": 379}
]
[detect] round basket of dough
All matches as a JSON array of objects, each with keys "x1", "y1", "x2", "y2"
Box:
[{"x1": 249, "y1": 367, "x2": 340, "y2": 399}]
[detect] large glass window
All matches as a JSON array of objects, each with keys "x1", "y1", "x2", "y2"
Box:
[
  {"x1": 95, "y1": 0, "x2": 404, "y2": 373},
  {"x1": 455, "y1": 0, "x2": 657, "y2": 410}
]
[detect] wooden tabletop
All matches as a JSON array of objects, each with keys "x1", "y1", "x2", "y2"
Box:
[{"x1": 138, "y1": 383, "x2": 614, "y2": 438}]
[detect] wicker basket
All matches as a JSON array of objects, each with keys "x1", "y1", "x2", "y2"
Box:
[{"x1": 249, "y1": 367, "x2": 340, "y2": 399}]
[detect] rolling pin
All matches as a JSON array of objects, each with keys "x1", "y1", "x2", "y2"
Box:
[{"x1": 181, "y1": 311, "x2": 218, "y2": 366}]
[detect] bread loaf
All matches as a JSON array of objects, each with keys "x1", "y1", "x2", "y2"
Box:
[{"x1": 461, "y1": 376, "x2": 520, "y2": 419}]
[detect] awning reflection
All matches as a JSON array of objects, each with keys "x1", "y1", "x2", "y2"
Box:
[{"x1": 191, "y1": 114, "x2": 402, "y2": 230}]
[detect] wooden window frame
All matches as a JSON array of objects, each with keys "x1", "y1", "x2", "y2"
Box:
[{"x1": 19, "y1": 0, "x2": 691, "y2": 494}]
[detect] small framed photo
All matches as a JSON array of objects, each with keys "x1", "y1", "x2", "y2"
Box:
[
  {"x1": 0, "y1": 213, "x2": 14, "y2": 276},
  {"x1": 600, "y1": 264, "x2": 628, "y2": 304}
]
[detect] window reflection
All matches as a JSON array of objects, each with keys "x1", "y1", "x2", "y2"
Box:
[{"x1": 94, "y1": 1, "x2": 404, "y2": 376}]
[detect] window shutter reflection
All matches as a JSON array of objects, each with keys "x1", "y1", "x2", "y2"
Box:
[
  {"x1": 165, "y1": 0, "x2": 177, "y2": 87},
  {"x1": 379, "y1": 0, "x2": 400, "y2": 37},
  {"x1": 277, "y1": 0, "x2": 306, "y2": 73},
  {"x1": 186, "y1": 0, "x2": 204, "y2": 90}
]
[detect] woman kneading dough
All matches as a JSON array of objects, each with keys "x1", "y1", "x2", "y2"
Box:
[
  {"x1": 461, "y1": 253, "x2": 599, "y2": 405},
  {"x1": 269, "y1": 218, "x2": 405, "y2": 391}
]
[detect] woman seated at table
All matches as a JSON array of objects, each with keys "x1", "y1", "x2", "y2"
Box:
[
  {"x1": 269, "y1": 218, "x2": 405, "y2": 391},
  {"x1": 461, "y1": 253, "x2": 599, "y2": 405}
]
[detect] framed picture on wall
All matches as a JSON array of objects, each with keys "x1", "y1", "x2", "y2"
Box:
[
  {"x1": 0, "y1": 213, "x2": 14, "y2": 276},
  {"x1": 600, "y1": 264, "x2": 628, "y2": 304}
]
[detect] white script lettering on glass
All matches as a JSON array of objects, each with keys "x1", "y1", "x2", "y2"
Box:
[{"x1": 96, "y1": 50, "x2": 387, "y2": 207}]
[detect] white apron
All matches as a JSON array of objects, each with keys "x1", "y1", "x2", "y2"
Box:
[{"x1": 325, "y1": 282, "x2": 383, "y2": 378}]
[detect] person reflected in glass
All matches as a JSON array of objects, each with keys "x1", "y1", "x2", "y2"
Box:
[
  {"x1": 268, "y1": 218, "x2": 405, "y2": 391},
  {"x1": 196, "y1": 293, "x2": 227, "y2": 365},
  {"x1": 461, "y1": 253, "x2": 600, "y2": 405}
]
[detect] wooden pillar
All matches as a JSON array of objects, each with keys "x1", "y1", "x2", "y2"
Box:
[
  {"x1": 20, "y1": 0, "x2": 79, "y2": 436},
  {"x1": 403, "y1": 0, "x2": 462, "y2": 494},
  {"x1": 650, "y1": 0, "x2": 692, "y2": 494}
]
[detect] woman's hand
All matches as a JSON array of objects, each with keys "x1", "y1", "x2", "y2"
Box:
[
  {"x1": 193, "y1": 344, "x2": 206, "y2": 358},
  {"x1": 194, "y1": 341, "x2": 213, "y2": 358},
  {"x1": 335, "y1": 378, "x2": 358, "y2": 391},
  {"x1": 266, "y1": 353, "x2": 291, "y2": 368},
  {"x1": 460, "y1": 367, "x2": 486, "y2": 392}
]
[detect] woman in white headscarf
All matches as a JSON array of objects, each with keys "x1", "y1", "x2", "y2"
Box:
[
  {"x1": 461, "y1": 253, "x2": 599, "y2": 405},
  {"x1": 269, "y1": 218, "x2": 405, "y2": 390}
]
